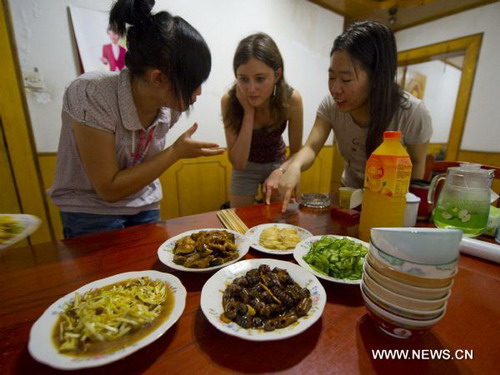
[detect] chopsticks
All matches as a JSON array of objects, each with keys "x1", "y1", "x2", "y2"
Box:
[{"x1": 216, "y1": 209, "x2": 249, "y2": 234}]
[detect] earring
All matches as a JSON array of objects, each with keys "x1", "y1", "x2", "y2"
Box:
[{"x1": 273, "y1": 84, "x2": 277, "y2": 97}]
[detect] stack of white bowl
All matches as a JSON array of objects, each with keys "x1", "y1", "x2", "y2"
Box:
[{"x1": 360, "y1": 227, "x2": 462, "y2": 339}]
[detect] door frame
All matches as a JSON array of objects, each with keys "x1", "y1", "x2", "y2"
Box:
[
  {"x1": 0, "y1": 0, "x2": 54, "y2": 243},
  {"x1": 397, "y1": 33, "x2": 483, "y2": 161}
]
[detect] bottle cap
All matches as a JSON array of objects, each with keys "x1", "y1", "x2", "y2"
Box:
[{"x1": 383, "y1": 131, "x2": 402, "y2": 139}]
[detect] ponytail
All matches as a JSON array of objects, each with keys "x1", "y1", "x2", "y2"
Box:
[{"x1": 108, "y1": 0, "x2": 211, "y2": 109}]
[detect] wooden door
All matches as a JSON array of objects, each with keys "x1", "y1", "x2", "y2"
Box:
[{"x1": 0, "y1": 0, "x2": 53, "y2": 244}]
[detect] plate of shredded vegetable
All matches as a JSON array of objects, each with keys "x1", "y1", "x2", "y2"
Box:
[
  {"x1": 0, "y1": 214, "x2": 41, "y2": 250},
  {"x1": 294, "y1": 235, "x2": 369, "y2": 284},
  {"x1": 28, "y1": 270, "x2": 186, "y2": 370},
  {"x1": 246, "y1": 223, "x2": 313, "y2": 255}
]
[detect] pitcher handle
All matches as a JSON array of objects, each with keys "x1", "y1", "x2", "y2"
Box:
[{"x1": 428, "y1": 173, "x2": 446, "y2": 204}]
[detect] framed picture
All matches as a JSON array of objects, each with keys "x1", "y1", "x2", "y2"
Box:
[
  {"x1": 405, "y1": 69, "x2": 427, "y2": 99},
  {"x1": 69, "y1": 6, "x2": 127, "y2": 73}
]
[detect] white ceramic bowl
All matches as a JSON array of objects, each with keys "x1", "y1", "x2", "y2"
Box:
[
  {"x1": 369, "y1": 239, "x2": 458, "y2": 279},
  {"x1": 360, "y1": 286, "x2": 445, "y2": 339},
  {"x1": 361, "y1": 282, "x2": 446, "y2": 321},
  {"x1": 362, "y1": 271, "x2": 450, "y2": 311},
  {"x1": 366, "y1": 252, "x2": 457, "y2": 288},
  {"x1": 371, "y1": 227, "x2": 462, "y2": 265},
  {"x1": 364, "y1": 258, "x2": 452, "y2": 300}
]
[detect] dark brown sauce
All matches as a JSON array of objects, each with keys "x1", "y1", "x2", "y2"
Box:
[{"x1": 52, "y1": 280, "x2": 175, "y2": 357}]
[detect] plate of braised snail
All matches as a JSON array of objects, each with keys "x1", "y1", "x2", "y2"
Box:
[{"x1": 200, "y1": 258, "x2": 326, "y2": 341}]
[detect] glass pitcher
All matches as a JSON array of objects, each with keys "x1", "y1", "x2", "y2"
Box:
[{"x1": 428, "y1": 163, "x2": 494, "y2": 237}]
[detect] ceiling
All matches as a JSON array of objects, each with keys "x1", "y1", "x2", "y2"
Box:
[{"x1": 308, "y1": 0, "x2": 499, "y2": 31}]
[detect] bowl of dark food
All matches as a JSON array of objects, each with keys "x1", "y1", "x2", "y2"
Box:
[
  {"x1": 294, "y1": 235, "x2": 368, "y2": 284},
  {"x1": 28, "y1": 271, "x2": 186, "y2": 370},
  {"x1": 200, "y1": 259, "x2": 326, "y2": 341},
  {"x1": 157, "y1": 228, "x2": 250, "y2": 272}
]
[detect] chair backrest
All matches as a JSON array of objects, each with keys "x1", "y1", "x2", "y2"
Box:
[{"x1": 423, "y1": 154, "x2": 500, "y2": 182}]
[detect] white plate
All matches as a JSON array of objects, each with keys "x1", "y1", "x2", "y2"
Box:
[
  {"x1": 200, "y1": 258, "x2": 326, "y2": 341},
  {"x1": 0, "y1": 214, "x2": 41, "y2": 249},
  {"x1": 28, "y1": 270, "x2": 186, "y2": 370},
  {"x1": 294, "y1": 235, "x2": 369, "y2": 285},
  {"x1": 245, "y1": 223, "x2": 313, "y2": 255},
  {"x1": 157, "y1": 228, "x2": 250, "y2": 272}
]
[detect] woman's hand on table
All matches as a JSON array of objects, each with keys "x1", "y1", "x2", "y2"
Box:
[
  {"x1": 278, "y1": 164, "x2": 301, "y2": 212},
  {"x1": 262, "y1": 168, "x2": 284, "y2": 204}
]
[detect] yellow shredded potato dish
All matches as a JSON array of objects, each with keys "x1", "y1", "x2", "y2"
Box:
[
  {"x1": 259, "y1": 227, "x2": 302, "y2": 250},
  {"x1": 0, "y1": 216, "x2": 22, "y2": 244},
  {"x1": 53, "y1": 276, "x2": 173, "y2": 356}
]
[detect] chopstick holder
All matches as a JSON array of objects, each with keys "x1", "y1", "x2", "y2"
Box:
[{"x1": 460, "y1": 237, "x2": 500, "y2": 264}]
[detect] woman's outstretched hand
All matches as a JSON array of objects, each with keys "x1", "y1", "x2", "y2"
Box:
[
  {"x1": 278, "y1": 164, "x2": 301, "y2": 213},
  {"x1": 171, "y1": 123, "x2": 224, "y2": 159},
  {"x1": 262, "y1": 169, "x2": 283, "y2": 204}
]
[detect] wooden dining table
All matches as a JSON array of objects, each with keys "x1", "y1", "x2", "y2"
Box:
[{"x1": 1, "y1": 203, "x2": 499, "y2": 374}]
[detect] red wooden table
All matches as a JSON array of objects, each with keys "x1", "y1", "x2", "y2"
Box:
[{"x1": 1, "y1": 203, "x2": 499, "y2": 374}]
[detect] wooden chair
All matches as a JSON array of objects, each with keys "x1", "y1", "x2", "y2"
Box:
[{"x1": 423, "y1": 154, "x2": 500, "y2": 182}]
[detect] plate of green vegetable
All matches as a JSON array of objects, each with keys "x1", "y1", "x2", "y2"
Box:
[{"x1": 293, "y1": 235, "x2": 369, "y2": 284}]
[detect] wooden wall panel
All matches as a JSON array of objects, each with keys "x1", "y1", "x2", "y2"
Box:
[
  {"x1": 175, "y1": 158, "x2": 229, "y2": 217},
  {"x1": 37, "y1": 154, "x2": 63, "y2": 239},
  {"x1": 301, "y1": 146, "x2": 333, "y2": 194}
]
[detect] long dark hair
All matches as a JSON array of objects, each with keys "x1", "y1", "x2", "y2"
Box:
[
  {"x1": 223, "y1": 33, "x2": 292, "y2": 134},
  {"x1": 331, "y1": 21, "x2": 407, "y2": 156},
  {"x1": 109, "y1": 0, "x2": 211, "y2": 109}
]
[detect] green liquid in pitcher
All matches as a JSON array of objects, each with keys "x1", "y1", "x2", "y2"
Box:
[{"x1": 433, "y1": 205, "x2": 488, "y2": 237}]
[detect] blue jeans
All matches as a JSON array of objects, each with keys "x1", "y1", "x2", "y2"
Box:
[{"x1": 60, "y1": 210, "x2": 160, "y2": 239}]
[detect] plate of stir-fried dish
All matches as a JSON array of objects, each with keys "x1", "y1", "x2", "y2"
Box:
[
  {"x1": 28, "y1": 271, "x2": 186, "y2": 370},
  {"x1": 157, "y1": 228, "x2": 250, "y2": 272},
  {"x1": 200, "y1": 259, "x2": 326, "y2": 341},
  {"x1": 0, "y1": 214, "x2": 41, "y2": 250}
]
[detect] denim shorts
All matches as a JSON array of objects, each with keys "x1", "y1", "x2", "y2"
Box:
[
  {"x1": 231, "y1": 161, "x2": 281, "y2": 196},
  {"x1": 60, "y1": 210, "x2": 160, "y2": 239}
]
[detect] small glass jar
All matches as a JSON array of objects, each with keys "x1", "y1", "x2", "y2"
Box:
[{"x1": 299, "y1": 193, "x2": 331, "y2": 209}]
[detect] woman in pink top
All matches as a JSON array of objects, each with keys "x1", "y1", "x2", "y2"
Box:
[
  {"x1": 100, "y1": 28, "x2": 126, "y2": 71},
  {"x1": 221, "y1": 33, "x2": 303, "y2": 208}
]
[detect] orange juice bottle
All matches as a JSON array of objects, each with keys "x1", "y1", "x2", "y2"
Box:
[{"x1": 358, "y1": 131, "x2": 412, "y2": 242}]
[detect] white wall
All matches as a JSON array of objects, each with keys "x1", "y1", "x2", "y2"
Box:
[
  {"x1": 9, "y1": 0, "x2": 343, "y2": 152},
  {"x1": 396, "y1": 2, "x2": 500, "y2": 152}
]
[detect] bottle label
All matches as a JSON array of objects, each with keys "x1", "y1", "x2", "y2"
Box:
[{"x1": 364, "y1": 155, "x2": 412, "y2": 198}]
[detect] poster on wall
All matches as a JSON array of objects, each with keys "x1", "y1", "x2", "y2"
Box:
[
  {"x1": 69, "y1": 6, "x2": 127, "y2": 73},
  {"x1": 404, "y1": 69, "x2": 427, "y2": 99}
]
